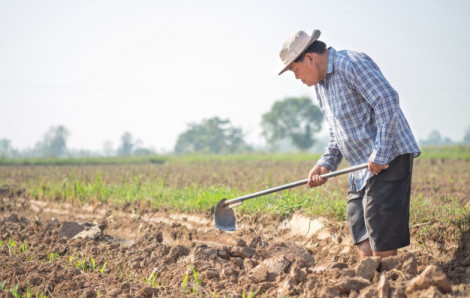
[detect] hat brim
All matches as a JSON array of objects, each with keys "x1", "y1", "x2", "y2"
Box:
[{"x1": 278, "y1": 29, "x2": 321, "y2": 75}]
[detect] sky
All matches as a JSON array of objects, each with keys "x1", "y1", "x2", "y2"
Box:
[{"x1": 1, "y1": 0, "x2": 469, "y2": 153}]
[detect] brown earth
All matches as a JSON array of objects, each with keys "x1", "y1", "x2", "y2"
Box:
[{"x1": 0, "y1": 195, "x2": 469, "y2": 297}]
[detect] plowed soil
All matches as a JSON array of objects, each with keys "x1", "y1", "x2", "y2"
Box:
[{"x1": 1, "y1": 195, "x2": 469, "y2": 297}]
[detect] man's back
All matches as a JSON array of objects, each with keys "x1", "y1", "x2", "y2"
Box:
[{"x1": 315, "y1": 47, "x2": 420, "y2": 191}]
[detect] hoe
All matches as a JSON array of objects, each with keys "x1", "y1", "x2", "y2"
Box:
[{"x1": 214, "y1": 163, "x2": 368, "y2": 231}]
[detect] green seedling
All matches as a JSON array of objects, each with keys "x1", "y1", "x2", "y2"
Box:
[
  {"x1": 189, "y1": 264, "x2": 201, "y2": 294},
  {"x1": 117, "y1": 265, "x2": 124, "y2": 281},
  {"x1": 145, "y1": 272, "x2": 160, "y2": 288},
  {"x1": 26, "y1": 285, "x2": 31, "y2": 298},
  {"x1": 10, "y1": 283, "x2": 20, "y2": 298},
  {"x1": 190, "y1": 265, "x2": 200, "y2": 286},
  {"x1": 242, "y1": 289, "x2": 259, "y2": 298},
  {"x1": 33, "y1": 287, "x2": 48, "y2": 298},
  {"x1": 181, "y1": 265, "x2": 202, "y2": 295},
  {"x1": 20, "y1": 242, "x2": 28, "y2": 253},
  {"x1": 49, "y1": 252, "x2": 59, "y2": 263},
  {"x1": 8, "y1": 238, "x2": 16, "y2": 255},
  {"x1": 74, "y1": 257, "x2": 89, "y2": 272},
  {"x1": 182, "y1": 273, "x2": 189, "y2": 294},
  {"x1": 72, "y1": 256, "x2": 99, "y2": 273},
  {"x1": 99, "y1": 261, "x2": 107, "y2": 274},
  {"x1": 210, "y1": 289, "x2": 217, "y2": 297},
  {"x1": 90, "y1": 256, "x2": 96, "y2": 271},
  {"x1": 0, "y1": 280, "x2": 5, "y2": 291}
]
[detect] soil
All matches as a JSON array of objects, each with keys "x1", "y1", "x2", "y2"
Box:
[{"x1": 1, "y1": 195, "x2": 469, "y2": 297}]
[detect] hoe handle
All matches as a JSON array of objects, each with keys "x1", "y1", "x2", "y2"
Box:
[{"x1": 223, "y1": 163, "x2": 368, "y2": 207}]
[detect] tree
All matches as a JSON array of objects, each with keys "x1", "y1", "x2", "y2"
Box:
[
  {"x1": 420, "y1": 130, "x2": 442, "y2": 146},
  {"x1": 261, "y1": 97, "x2": 323, "y2": 150},
  {"x1": 103, "y1": 140, "x2": 114, "y2": 157},
  {"x1": 419, "y1": 130, "x2": 456, "y2": 146},
  {"x1": 34, "y1": 125, "x2": 70, "y2": 157},
  {"x1": 117, "y1": 132, "x2": 134, "y2": 156},
  {"x1": 419, "y1": 130, "x2": 455, "y2": 146},
  {"x1": 0, "y1": 139, "x2": 11, "y2": 157},
  {"x1": 464, "y1": 127, "x2": 470, "y2": 145},
  {"x1": 133, "y1": 147, "x2": 155, "y2": 156},
  {"x1": 174, "y1": 117, "x2": 249, "y2": 154}
]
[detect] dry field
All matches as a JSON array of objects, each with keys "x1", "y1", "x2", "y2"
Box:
[{"x1": 0, "y1": 156, "x2": 469, "y2": 297}]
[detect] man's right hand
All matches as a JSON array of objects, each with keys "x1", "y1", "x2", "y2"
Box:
[{"x1": 307, "y1": 165, "x2": 330, "y2": 188}]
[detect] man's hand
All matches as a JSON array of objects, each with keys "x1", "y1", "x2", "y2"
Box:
[
  {"x1": 368, "y1": 161, "x2": 389, "y2": 175},
  {"x1": 307, "y1": 165, "x2": 330, "y2": 188}
]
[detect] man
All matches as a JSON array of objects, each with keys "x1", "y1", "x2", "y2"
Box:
[{"x1": 278, "y1": 30, "x2": 420, "y2": 259}]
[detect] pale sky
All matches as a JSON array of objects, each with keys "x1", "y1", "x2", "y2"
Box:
[{"x1": 1, "y1": 0, "x2": 469, "y2": 152}]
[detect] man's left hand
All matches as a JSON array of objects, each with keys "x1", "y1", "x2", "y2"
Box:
[{"x1": 368, "y1": 161, "x2": 389, "y2": 175}]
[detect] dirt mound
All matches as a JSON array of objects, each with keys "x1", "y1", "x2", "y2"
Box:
[
  {"x1": 1, "y1": 196, "x2": 470, "y2": 297},
  {"x1": 0, "y1": 208, "x2": 469, "y2": 297}
]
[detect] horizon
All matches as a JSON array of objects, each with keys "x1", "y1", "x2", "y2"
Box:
[{"x1": 1, "y1": 0, "x2": 469, "y2": 153}]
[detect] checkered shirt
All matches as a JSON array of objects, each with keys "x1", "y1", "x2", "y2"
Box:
[{"x1": 315, "y1": 47, "x2": 420, "y2": 191}]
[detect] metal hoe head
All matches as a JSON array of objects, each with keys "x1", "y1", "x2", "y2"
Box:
[{"x1": 214, "y1": 198, "x2": 240, "y2": 231}]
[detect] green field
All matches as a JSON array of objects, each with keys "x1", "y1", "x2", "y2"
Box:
[{"x1": 0, "y1": 146, "x2": 469, "y2": 228}]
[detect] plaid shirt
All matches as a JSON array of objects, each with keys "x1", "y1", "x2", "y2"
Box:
[{"x1": 316, "y1": 47, "x2": 420, "y2": 191}]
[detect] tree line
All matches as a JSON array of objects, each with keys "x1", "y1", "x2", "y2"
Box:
[
  {"x1": 1, "y1": 97, "x2": 469, "y2": 158},
  {"x1": 0, "y1": 126, "x2": 155, "y2": 159}
]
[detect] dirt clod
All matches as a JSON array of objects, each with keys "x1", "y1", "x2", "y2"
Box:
[
  {"x1": 333, "y1": 276, "x2": 371, "y2": 294},
  {"x1": 406, "y1": 264, "x2": 452, "y2": 294},
  {"x1": 356, "y1": 256, "x2": 381, "y2": 281},
  {"x1": 377, "y1": 274, "x2": 390, "y2": 298},
  {"x1": 230, "y1": 245, "x2": 257, "y2": 259}
]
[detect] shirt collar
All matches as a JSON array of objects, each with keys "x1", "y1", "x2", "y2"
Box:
[{"x1": 326, "y1": 47, "x2": 336, "y2": 74}]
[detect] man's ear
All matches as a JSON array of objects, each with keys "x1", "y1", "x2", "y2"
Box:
[{"x1": 303, "y1": 53, "x2": 315, "y2": 65}]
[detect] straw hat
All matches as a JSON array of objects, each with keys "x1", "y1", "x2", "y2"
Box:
[{"x1": 278, "y1": 29, "x2": 321, "y2": 75}]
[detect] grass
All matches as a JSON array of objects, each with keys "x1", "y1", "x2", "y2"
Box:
[
  {"x1": 0, "y1": 155, "x2": 167, "y2": 166},
  {"x1": 418, "y1": 145, "x2": 470, "y2": 160},
  {"x1": 18, "y1": 169, "x2": 467, "y2": 226},
  {"x1": 0, "y1": 147, "x2": 469, "y2": 230},
  {"x1": 1, "y1": 145, "x2": 470, "y2": 167},
  {"x1": 21, "y1": 175, "x2": 349, "y2": 221}
]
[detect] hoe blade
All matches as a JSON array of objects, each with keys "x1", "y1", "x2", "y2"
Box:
[{"x1": 214, "y1": 198, "x2": 237, "y2": 231}]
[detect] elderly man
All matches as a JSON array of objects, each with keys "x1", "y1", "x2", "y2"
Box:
[{"x1": 278, "y1": 30, "x2": 420, "y2": 259}]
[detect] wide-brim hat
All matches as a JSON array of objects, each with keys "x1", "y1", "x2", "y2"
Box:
[{"x1": 278, "y1": 29, "x2": 321, "y2": 75}]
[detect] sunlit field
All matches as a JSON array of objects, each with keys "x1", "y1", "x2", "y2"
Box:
[{"x1": 1, "y1": 147, "x2": 469, "y2": 225}]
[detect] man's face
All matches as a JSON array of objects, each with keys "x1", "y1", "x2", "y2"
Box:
[{"x1": 288, "y1": 53, "x2": 323, "y2": 87}]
